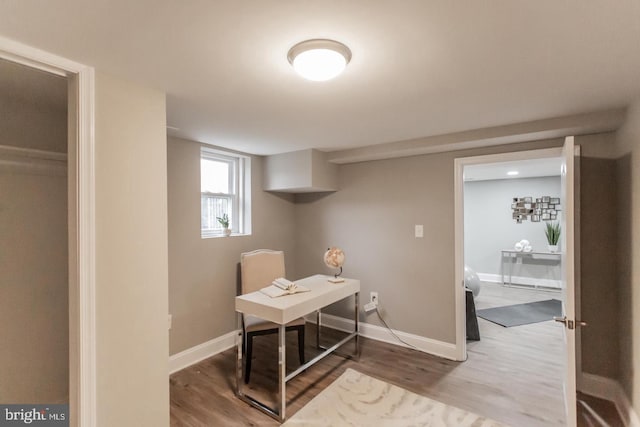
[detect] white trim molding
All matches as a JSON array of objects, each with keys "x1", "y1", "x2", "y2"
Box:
[
  {"x1": 76, "y1": 64, "x2": 96, "y2": 427},
  {"x1": 305, "y1": 313, "x2": 458, "y2": 361},
  {"x1": 169, "y1": 331, "x2": 238, "y2": 374},
  {"x1": 477, "y1": 272, "x2": 562, "y2": 289},
  {"x1": 0, "y1": 35, "x2": 97, "y2": 427},
  {"x1": 581, "y1": 372, "x2": 640, "y2": 427},
  {"x1": 169, "y1": 330, "x2": 240, "y2": 374},
  {"x1": 169, "y1": 314, "x2": 460, "y2": 375}
]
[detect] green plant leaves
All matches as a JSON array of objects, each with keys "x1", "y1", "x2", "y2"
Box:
[
  {"x1": 544, "y1": 221, "x2": 561, "y2": 245},
  {"x1": 216, "y1": 213, "x2": 230, "y2": 228}
]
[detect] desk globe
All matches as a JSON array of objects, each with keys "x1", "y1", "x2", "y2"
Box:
[{"x1": 324, "y1": 247, "x2": 345, "y2": 283}]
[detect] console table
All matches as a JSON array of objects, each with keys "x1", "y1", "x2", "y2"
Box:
[
  {"x1": 501, "y1": 249, "x2": 562, "y2": 288},
  {"x1": 235, "y1": 274, "x2": 360, "y2": 421}
]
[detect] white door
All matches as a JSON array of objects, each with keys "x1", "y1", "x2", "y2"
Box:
[{"x1": 559, "y1": 135, "x2": 578, "y2": 426}]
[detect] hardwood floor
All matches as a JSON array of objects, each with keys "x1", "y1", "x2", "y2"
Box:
[
  {"x1": 170, "y1": 283, "x2": 621, "y2": 426},
  {"x1": 472, "y1": 282, "x2": 565, "y2": 426}
]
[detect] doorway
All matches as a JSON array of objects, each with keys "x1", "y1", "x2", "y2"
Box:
[
  {"x1": 454, "y1": 144, "x2": 579, "y2": 426},
  {"x1": 463, "y1": 155, "x2": 566, "y2": 425},
  {"x1": 0, "y1": 36, "x2": 96, "y2": 427},
  {"x1": 0, "y1": 58, "x2": 69, "y2": 403}
]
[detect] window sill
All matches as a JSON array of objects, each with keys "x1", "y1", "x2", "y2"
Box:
[{"x1": 201, "y1": 232, "x2": 251, "y2": 239}]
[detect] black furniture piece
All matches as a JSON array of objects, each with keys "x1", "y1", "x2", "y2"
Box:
[
  {"x1": 466, "y1": 288, "x2": 480, "y2": 341},
  {"x1": 240, "y1": 249, "x2": 305, "y2": 383},
  {"x1": 243, "y1": 321, "x2": 304, "y2": 383}
]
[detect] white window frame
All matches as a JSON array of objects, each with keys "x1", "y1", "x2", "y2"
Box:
[{"x1": 200, "y1": 146, "x2": 251, "y2": 238}]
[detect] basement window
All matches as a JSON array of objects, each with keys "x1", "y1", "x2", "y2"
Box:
[{"x1": 200, "y1": 147, "x2": 251, "y2": 238}]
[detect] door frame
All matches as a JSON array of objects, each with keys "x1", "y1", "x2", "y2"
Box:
[
  {"x1": 453, "y1": 147, "x2": 566, "y2": 359},
  {"x1": 0, "y1": 36, "x2": 96, "y2": 426}
]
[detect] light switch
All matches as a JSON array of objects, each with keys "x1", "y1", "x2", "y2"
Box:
[{"x1": 415, "y1": 225, "x2": 424, "y2": 238}]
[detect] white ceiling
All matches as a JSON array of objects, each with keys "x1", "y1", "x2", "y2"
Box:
[
  {"x1": 1, "y1": 1, "x2": 639, "y2": 156},
  {"x1": 464, "y1": 157, "x2": 562, "y2": 182}
]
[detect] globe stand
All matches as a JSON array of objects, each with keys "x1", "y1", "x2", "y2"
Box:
[{"x1": 328, "y1": 267, "x2": 344, "y2": 283}]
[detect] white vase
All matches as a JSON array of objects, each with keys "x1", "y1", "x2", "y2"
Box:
[
  {"x1": 548, "y1": 244, "x2": 559, "y2": 253},
  {"x1": 223, "y1": 228, "x2": 232, "y2": 237}
]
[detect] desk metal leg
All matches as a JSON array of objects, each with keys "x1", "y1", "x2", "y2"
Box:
[
  {"x1": 316, "y1": 310, "x2": 321, "y2": 349},
  {"x1": 509, "y1": 254, "x2": 514, "y2": 286},
  {"x1": 278, "y1": 324, "x2": 286, "y2": 421},
  {"x1": 315, "y1": 293, "x2": 360, "y2": 361},
  {"x1": 354, "y1": 292, "x2": 360, "y2": 360},
  {"x1": 235, "y1": 313, "x2": 243, "y2": 396},
  {"x1": 236, "y1": 292, "x2": 359, "y2": 421}
]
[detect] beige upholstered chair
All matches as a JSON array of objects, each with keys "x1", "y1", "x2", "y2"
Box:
[{"x1": 240, "y1": 249, "x2": 305, "y2": 383}]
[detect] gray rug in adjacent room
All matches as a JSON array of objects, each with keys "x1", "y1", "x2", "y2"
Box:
[{"x1": 477, "y1": 299, "x2": 562, "y2": 327}]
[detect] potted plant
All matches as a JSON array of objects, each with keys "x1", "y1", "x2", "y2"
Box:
[
  {"x1": 544, "y1": 221, "x2": 561, "y2": 252},
  {"x1": 216, "y1": 213, "x2": 232, "y2": 237}
]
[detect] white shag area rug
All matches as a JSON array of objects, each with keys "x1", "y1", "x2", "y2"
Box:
[{"x1": 282, "y1": 368, "x2": 509, "y2": 427}]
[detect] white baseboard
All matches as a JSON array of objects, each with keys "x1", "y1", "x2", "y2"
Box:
[
  {"x1": 477, "y1": 272, "x2": 561, "y2": 289},
  {"x1": 168, "y1": 311, "x2": 458, "y2": 375},
  {"x1": 304, "y1": 313, "x2": 458, "y2": 361},
  {"x1": 169, "y1": 330, "x2": 237, "y2": 374},
  {"x1": 581, "y1": 372, "x2": 640, "y2": 427}
]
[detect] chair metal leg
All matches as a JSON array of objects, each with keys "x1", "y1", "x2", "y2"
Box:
[{"x1": 297, "y1": 326, "x2": 305, "y2": 365}]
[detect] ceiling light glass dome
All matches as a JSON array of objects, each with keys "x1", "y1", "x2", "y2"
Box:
[{"x1": 288, "y1": 39, "x2": 352, "y2": 81}]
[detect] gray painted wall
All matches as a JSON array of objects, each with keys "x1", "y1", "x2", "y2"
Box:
[
  {"x1": 580, "y1": 157, "x2": 619, "y2": 379},
  {"x1": 168, "y1": 136, "x2": 297, "y2": 355},
  {"x1": 166, "y1": 131, "x2": 622, "y2": 391},
  {"x1": 0, "y1": 168, "x2": 68, "y2": 403},
  {"x1": 464, "y1": 176, "x2": 561, "y2": 285},
  {"x1": 0, "y1": 69, "x2": 68, "y2": 403},
  {"x1": 614, "y1": 98, "x2": 640, "y2": 418},
  {"x1": 294, "y1": 139, "x2": 567, "y2": 344},
  {"x1": 0, "y1": 68, "x2": 67, "y2": 153}
]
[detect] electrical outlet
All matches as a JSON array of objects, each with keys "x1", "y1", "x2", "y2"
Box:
[
  {"x1": 370, "y1": 292, "x2": 379, "y2": 305},
  {"x1": 168, "y1": 314, "x2": 172, "y2": 330}
]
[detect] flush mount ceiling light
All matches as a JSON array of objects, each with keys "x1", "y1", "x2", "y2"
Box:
[
  {"x1": 287, "y1": 39, "x2": 352, "y2": 81},
  {"x1": 507, "y1": 171, "x2": 519, "y2": 176}
]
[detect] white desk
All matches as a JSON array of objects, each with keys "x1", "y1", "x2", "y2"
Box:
[{"x1": 235, "y1": 274, "x2": 360, "y2": 421}]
